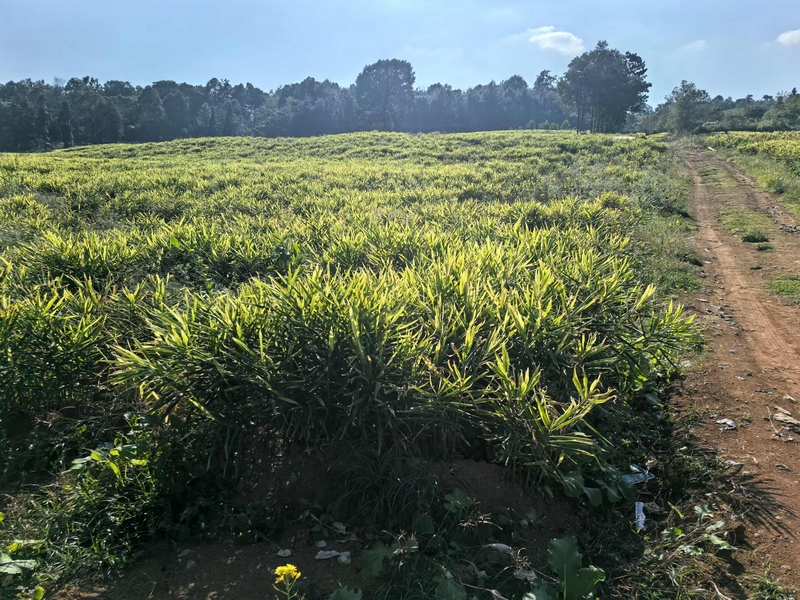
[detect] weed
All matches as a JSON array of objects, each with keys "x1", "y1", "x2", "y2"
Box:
[
  {"x1": 720, "y1": 207, "x2": 772, "y2": 243},
  {"x1": 743, "y1": 232, "x2": 770, "y2": 243},
  {"x1": 771, "y1": 277, "x2": 800, "y2": 298}
]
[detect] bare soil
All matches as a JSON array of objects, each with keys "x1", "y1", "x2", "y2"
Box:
[
  {"x1": 53, "y1": 458, "x2": 580, "y2": 600},
  {"x1": 674, "y1": 149, "x2": 800, "y2": 588}
]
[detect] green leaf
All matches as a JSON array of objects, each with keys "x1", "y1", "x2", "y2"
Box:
[
  {"x1": 524, "y1": 507, "x2": 540, "y2": 524},
  {"x1": 694, "y1": 502, "x2": 713, "y2": 520},
  {"x1": 32, "y1": 586, "x2": 46, "y2": 600},
  {"x1": 603, "y1": 485, "x2": 622, "y2": 504},
  {"x1": 434, "y1": 577, "x2": 467, "y2": 600},
  {"x1": 170, "y1": 237, "x2": 180, "y2": 248},
  {"x1": 5, "y1": 539, "x2": 43, "y2": 553},
  {"x1": 705, "y1": 520, "x2": 724, "y2": 533},
  {"x1": 547, "y1": 537, "x2": 605, "y2": 600},
  {"x1": 328, "y1": 586, "x2": 363, "y2": 600},
  {"x1": 0, "y1": 553, "x2": 36, "y2": 575},
  {"x1": 574, "y1": 566, "x2": 606, "y2": 599},
  {"x1": 583, "y1": 487, "x2": 602, "y2": 507},
  {"x1": 548, "y1": 537, "x2": 582, "y2": 593},
  {"x1": 359, "y1": 542, "x2": 394, "y2": 578},
  {"x1": 644, "y1": 392, "x2": 661, "y2": 407},
  {"x1": 413, "y1": 513, "x2": 436, "y2": 536},
  {"x1": 523, "y1": 585, "x2": 557, "y2": 600},
  {"x1": 444, "y1": 488, "x2": 471, "y2": 513},
  {"x1": 705, "y1": 534, "x2": 735, "y2": 552},
  {"x1": 660, "y1": 527, "x2": 683, "y2": 543},
  {"x1": 561, "y1": 473, "x2": 585, "y2": 499},
  {"x1": 679, "y1": 544, "x2": 703, "y2": 556}
]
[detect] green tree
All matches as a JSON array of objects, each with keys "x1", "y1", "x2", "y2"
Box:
[
  {"x1": 7, "y1": 99, "x2": 39, "y2": 151},
  {"x1": 135, "y1": 86, "x2": 168, "y2": 142},
  {"x1": 163, "y1": 91, "x2": 190, "y2": 137},
  {"x1": 35, "y1": 94, "x2": 50, "y2": 147},
  {"x1": 221, "y1": 100, "x2": 243, "y2": 136},
  {"x1": 91, "y1": 98, "x2": 123, "y2": 143},
  {"x1": 208, "y1": 106, "x2": 218, "y2": 136},
  {"x1": 559, "y1": 41, "x2": 651, "y2": 132},
  {"x1": 58, "y1": 101, "x2": 74, "y2": 148},
  {"x1": 665, "y1": 81, "x2": 711, "y2": 133},
  {"x1": 355, "y1": 59, "x2": 416, "y2": 130}
]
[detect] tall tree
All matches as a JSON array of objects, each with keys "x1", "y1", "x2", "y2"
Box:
[
  {"x1": 35, "y1": 94, "x2": 50, "y2": 147},
  {"x1": 3, "y1": 99, "x2": 39, "y2": 151},
  {"x1": 91, "y1": 98, "x2": 123, "y2": 143},
  {"x1": 58, "y1": 101, "x2": 74, "y2": 148},
  {"x1": 559, "y1": 41, "x2": 651, "y2": 132},
  {"x1": 664, "y1": 81, "x2": 711, "y2": 133},
  {"x1": 208, "y1": 106, "x2": 218, "y2": 136},
  {"x1": 163, "y1": 91, "x2": 190, "y2": 137},
  {"x1": 355, "y1": 59, "x2": 416, "y2": 130},
  {"x1": 221, "y1": 100, "x2": 242, "y2": 136},
  {"x1": 135, "y1": 86, "x2": 168, "y2": 142}
]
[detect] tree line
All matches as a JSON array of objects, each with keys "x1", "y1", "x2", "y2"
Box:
[
  {"x1": 638, "y1": 81, "x2": 800, "y2": 134},
  {"x1": 0, "y1": 41, "x2": 654, "y2": 151}
]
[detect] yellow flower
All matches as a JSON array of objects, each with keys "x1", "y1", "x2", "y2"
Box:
[{"x1": 275, "y1": 564, "x2": 301, "y2": 585}]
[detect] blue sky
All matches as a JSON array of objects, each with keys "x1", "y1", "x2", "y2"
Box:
[{"x1": 1, "y1": 0, "x2": 799, "y2": 105}]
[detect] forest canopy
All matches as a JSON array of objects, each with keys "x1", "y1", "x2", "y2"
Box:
[{"x1": 1, "y1": 40, "x2": 798, "y2": 152}]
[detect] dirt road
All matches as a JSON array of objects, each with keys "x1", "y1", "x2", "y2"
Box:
[{"x1": 679, "y1": 149, "x2": 800, "y2": 586}]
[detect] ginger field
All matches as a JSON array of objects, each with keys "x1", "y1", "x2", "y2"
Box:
[
  {"x1": 0, "y1": 132, "x2": 700, "y2": 599},
  {"x1": 707, "y1": 131, "x2": 800, "y2": 175}
]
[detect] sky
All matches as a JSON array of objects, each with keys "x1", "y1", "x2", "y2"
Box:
[{"x1": 1, "y1": 0, "x2": 799, "y2": 105}]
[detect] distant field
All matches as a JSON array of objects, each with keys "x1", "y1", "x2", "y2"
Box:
[
  {"x1": 0, "y1": 132, "x2": 697, "y2": 597},
  {"x1": 708, "y1": 131, "x2": 800, "y2": 215},
  {"x1": 707, "y1": 131, "x2": 800, "y2": 175}
]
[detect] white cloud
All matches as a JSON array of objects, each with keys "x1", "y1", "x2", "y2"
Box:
[
  {"x1": 777, "y1": 29, "x2": 800, "y2": 46},
  {"x1": 523, "y1": 26, "x2": 585, "y2": 56}
]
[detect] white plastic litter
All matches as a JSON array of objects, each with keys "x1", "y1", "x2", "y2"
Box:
[
  {"x1": 315, "y1": 550, "x2": 340, "y2": 560},
  {"x1": 338, "y1": 551, "x2": 351, "y2": 564},
  {"x1": 277, "y1": 549, "x2": 292, "y2": 557},
  {"x1": 634, "y1": 502, "x2": 646, "y2": 532},
  {"x1": 315, "y1": 540, "x2": 327, "y2": 548},
  {"x1": 716, "y1": 418, "x2": 736, "y2": 431}
]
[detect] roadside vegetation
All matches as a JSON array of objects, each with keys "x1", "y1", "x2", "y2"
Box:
[
  {"x1": 719, "y1": 207, "x2": 773, "y2": 243},
  {"x1": 0, "y1": 130, "x2": 731, "y2": 599},
  {"x1": 707, "y1": 132, "x2": 800, "y2": 217}
]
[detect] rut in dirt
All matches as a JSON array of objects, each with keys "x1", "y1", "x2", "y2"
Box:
[{"x1": 679, "y1": 149, "x2": 800, "y2": 584}]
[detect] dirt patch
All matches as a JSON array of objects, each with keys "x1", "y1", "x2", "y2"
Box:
[
  {"x1": 676, "y1": 150, "x2": 800, "y2": 588},
  {"x1": 53, "y1": 459, "x2": 582, "y2": 600}
]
